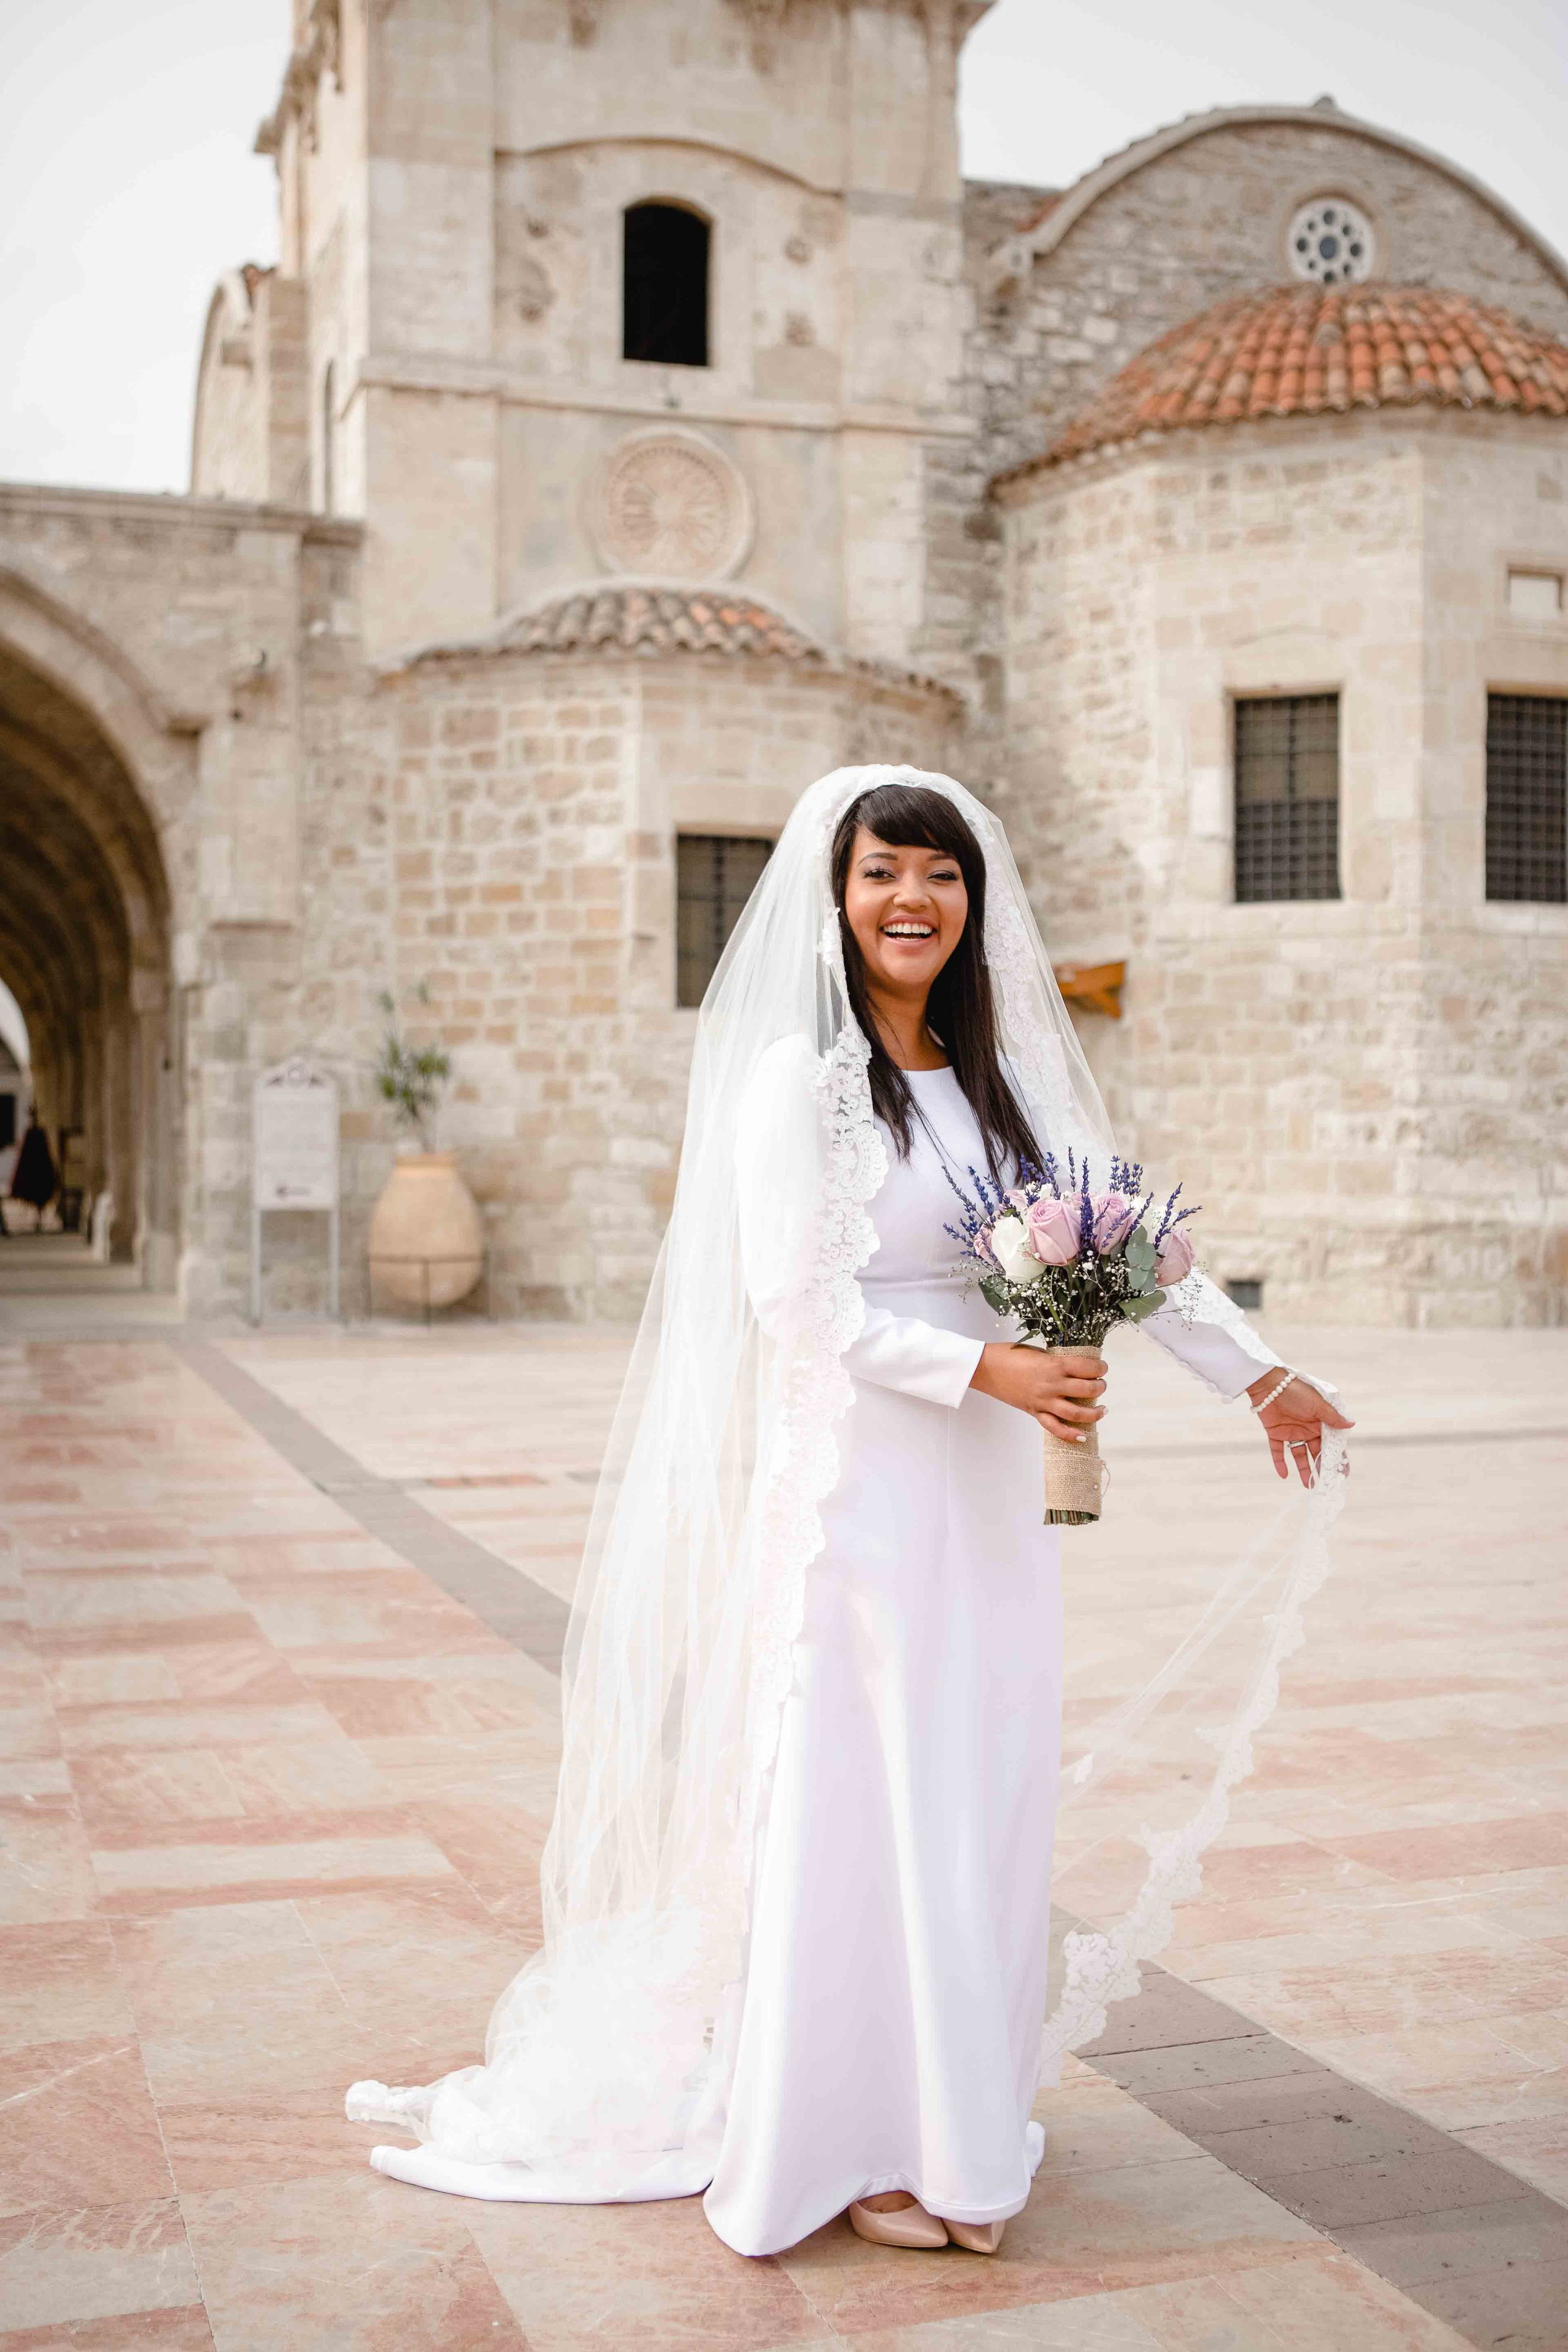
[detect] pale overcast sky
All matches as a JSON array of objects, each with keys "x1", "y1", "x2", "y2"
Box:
[{"x1": 2, "y1": 0, "x2": 1565, "y2": 495}]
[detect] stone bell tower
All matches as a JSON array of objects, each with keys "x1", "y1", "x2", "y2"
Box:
[{"x1": 220, "y1": 0, "x2": 993, "y2": 665}]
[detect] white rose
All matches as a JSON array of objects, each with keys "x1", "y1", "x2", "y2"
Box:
[{"x1": 990, "y1": 1213, "x2": 1045, "y2": 1285}]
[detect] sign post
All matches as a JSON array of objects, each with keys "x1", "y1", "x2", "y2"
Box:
[{"x1": 251, "y1": 1056, "x2": 340, "y2": 1322}]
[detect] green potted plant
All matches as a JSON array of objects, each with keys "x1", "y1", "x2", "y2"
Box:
[{"x1": 366, "y1": 986, "x2": 483, "y2": 1309}]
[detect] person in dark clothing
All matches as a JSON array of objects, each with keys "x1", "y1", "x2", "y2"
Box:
[{"x1": 11, "y1": 1118, "x2": 58, "y2": 1212}]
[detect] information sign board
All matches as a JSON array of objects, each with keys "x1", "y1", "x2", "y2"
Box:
[
  {"x1": 255, "y1": 1060, "x2": 338, "y2": 1210},
  {"x1": 251, "y1": 1056, "x2": 340, "y2": 1318}
]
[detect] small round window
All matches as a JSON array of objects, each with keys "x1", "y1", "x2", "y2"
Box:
[{"x1": 1286, "y1": 196, "x2": 1375, "y2": 285}]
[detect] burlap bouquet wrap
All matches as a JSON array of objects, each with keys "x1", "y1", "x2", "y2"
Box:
[{"x1": 1022, "y1": 1337, "x2": 1104, "y2": 1525}]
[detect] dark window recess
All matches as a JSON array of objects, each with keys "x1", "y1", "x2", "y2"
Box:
[
  {"x1": 1226, "y1": 1278, "x2": 1264, "y2": 1311},
  {"x1": 1486, "y1": 694, "x2": 1567, "y2": 903},
  {"x1": 623, "y1": 203, "x2": 710, "y2": 367},
  {"x1": 677, "y1": 834, "x2": 771, "y2": 1007},
  {"x1": 1234, "y1": 694, "x2": 1342, "y2": 902}
]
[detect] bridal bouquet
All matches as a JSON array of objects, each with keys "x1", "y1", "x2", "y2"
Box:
[{"x1": 946, "y1": 1152, "x2": 1199, "y2": 1527}]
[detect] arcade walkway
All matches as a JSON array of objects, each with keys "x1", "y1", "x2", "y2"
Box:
[{"x1": 2, "y1": 1315, "x2": 1565, "y2": 2349}]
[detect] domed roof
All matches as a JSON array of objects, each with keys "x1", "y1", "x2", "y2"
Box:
[
  {"x1": 999, "y1": 285, "x2": 1568, "y2": 482},
  {"x1": 499, "y1": 583, "x2": 820, "y2": 661},
  {"x1": 382, "y1": 582, "x2": 958, "y2": 699}
]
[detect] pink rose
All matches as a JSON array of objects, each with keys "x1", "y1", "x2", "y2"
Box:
[
  {"x1": 1154, "y1": 1227, "x2": 1195, "y2": 1285},
  {"x1": 1090, "y1": 1192, "x2": 1139, "y2": 1255},
  {"x1": 1024, "y1": 1196, "x2": 1081, "y2": 1266}
]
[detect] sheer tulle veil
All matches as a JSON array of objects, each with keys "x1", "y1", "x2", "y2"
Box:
[{"x1": 347, "y1": 764, "x2": 1347, "y2": 2201}]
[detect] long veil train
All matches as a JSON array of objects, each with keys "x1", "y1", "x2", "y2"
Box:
[{"x1": 347, "y1": 765, "x2": 1348, "y2": 2200}]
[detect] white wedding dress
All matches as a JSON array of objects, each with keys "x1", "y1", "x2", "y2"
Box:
[
  {"x1": 345, "y1": 766, "x2": 1343, "y2": 2242},
  {"x1": 703, "y1": 1062, "x2": 1284, "y2": 2257}
]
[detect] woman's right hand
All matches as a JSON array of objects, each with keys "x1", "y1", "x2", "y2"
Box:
[{"x1": 970, "y1": 1343, "x2": 1106, "y2": 1443}]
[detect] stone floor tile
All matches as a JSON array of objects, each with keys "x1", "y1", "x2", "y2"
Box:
[
  {"x1": 0, "y1": 1923, "x2": 132, "y2": 2051},
  {"x1": 179, "y1": 2171, "x2": 528, "y2": 2351},
  {"x1": 1161, "y1": 2106, "x2": 1435, "y2": 2181},
  {"x1": 405, "y1": 1794, "x2": 549, "y2": 1924},
  {"x1": 1333, "y1": 2193, "x2": 1568, "y2": 2287},
  {"x1": 0, "y1": 1708, "x2": 60, "y2": 1765},
  {"x1": 1111, "y1": 2243, "x2": 1475, "y2": 2348},
  {"x1": 462, "y1": 2188, "x2": 833, "y2": 2351},
  {"x1": 19, "y1": 1579, "x2": 246, "y2": 1636},
  {"x1": 109, "y1": 1902, "x2": 363, "y2": 2102},
  {"x1": 1264, "y1": 2145, "x2": 1536, "y2": 2228},
  {"x1": 1077, "y1": 1975, "x2": 1251, "y2": 2058},
  {"x1": 90, "y1": 1825, "x2": 456, "y2": 1912},
  {"x1": 1323, "y1": 1815, "x2": 1568, "y2": 1882},
  {"x1": 154, "y1": 2085, "x2": 374, "y2": 2194},
  {"x1": 292, "y1": 1878, "x2": 527, "y2": 2020},
  {"x1": 66, "y1": 1755, "x2": 245, "y2": 1840},
  {"x1": 836, "y1": 2291, "x2": 1166, "y2": 2350},
  {"x1": 0, "y1": 2201, "x2": 200, "y2": 2336},
  {"x1": 1454, "y1": 2116, "x2": 1568, "y2": 2201},
  {"x1": 1411, "y1": 2255, "x2": 1568, "y2": 2351},
  {"x1": 776, "y1": 2161, "x2": 1315, "y2": 2336},
  {"x1": 354, "y1": 1725, "x2": 563, "y2": 1812},
  {"x1": 1030, "y1": 2075, "x2": 1211, "y2": 2179},
  {"x1": 42, "y1": 1656, "x2": 185, "y2": 1709},
  {"x1": 0, "y1": 2307, "x2": 217, "y2": 2346},
  {"x1": 0, "y1": 1759, "x2": 72, "y2": 1800},
  {"x1": 55, "y1": 1700, "x2": 349, "y2": 1757},
  {"x1": 1093, "y1": 2035, "x2": 1328, "y2": 2098},
  {"x1": 0, "y1": 1795, "x2": 100, "y2": 1926},
  {"x1": 0, "y1": 2040, "x2": 172, "y2": 2219}
]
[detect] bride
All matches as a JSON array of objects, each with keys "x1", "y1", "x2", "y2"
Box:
[{"x1": 348, "y1": 765, "x2": 1350, "y2": 2257}]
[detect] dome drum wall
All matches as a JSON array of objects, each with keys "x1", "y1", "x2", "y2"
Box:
[{"x1": 995, "y1": 403, "x2": 1568, "y2": 1326}]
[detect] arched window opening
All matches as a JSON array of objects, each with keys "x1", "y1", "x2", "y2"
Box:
[
  {"x1": 321, "y1": 361, "x2": 336, "y2": 516},
  {"x1": 623, "y1": 203, "x2": 710, "y2": 368}
]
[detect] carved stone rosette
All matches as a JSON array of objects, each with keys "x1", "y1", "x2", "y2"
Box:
[{"x1": 586, "y1": 428, "x2": 754, "y2": 582}]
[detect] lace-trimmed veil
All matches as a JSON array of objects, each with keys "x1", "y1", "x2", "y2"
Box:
[{"x1": 347, "y1": 765, "x2": 1347, "y2": 2200}]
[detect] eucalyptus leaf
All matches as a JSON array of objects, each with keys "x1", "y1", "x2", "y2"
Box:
[{"x1": 979, "y1": 1276, "x2": 1010, "y2": 1315}]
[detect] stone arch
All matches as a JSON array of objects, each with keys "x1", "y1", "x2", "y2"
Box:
[{"x1": 0, "y1": 601, "x2": 182, "y2": 1279}]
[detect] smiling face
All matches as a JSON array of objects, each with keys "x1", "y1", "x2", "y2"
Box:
[{"x1": 840, "y1": 827, "x2": 970, "y2": 1004}]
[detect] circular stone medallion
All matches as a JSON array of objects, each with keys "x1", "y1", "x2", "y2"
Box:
[
  {"x1": 1286, "y1": 195, "x2": 1375, "y2": 285},
  {"x1": 588, "y1": 427, "x2": 753, "y2": 580}
]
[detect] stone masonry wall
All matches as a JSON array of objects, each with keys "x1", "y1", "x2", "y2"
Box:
[{"x1": 997, "y1": 409, "x2": 1568, "y2": 1327}]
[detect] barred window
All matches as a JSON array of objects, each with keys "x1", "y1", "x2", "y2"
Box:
[
  {"x1": 1234, "y1": 694, "x2": 1342, "y2": 902},
  {"x1": 623, "y1": 203, "x2": 710, "y2": 368},
  {"x1": 677, "y1": 834, "x2": 772, "y2": 1007},
  {"x1": 1486, "y1": 694, "x2": 1567, "y2": 903}
]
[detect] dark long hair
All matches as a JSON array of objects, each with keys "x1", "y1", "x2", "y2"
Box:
[{"x1": 830, "y1": 782, "x2": 1041, "y2": 1182}]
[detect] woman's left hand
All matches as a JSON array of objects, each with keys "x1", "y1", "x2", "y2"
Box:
[{"x1": 1246, "y1": 1372, "x2": 1354, "y2": 1484}]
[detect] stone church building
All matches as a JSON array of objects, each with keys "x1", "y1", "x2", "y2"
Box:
[{"x1": 1, "y1": 0, "x2": 1564, "y2": 1322}]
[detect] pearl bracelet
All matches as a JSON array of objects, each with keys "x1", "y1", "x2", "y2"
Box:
[{"x1": 1250, "y1": 1370, "x2": 1296, "y2": 1416}]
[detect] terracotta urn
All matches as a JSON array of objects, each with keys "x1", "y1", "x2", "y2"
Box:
[{"x1": 368, "y1": 1152, "x2": 483, "y2": 1309}]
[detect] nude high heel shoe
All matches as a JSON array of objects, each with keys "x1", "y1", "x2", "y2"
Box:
[
  {"x1": 847, "y1": 2196, "x2": 949, "y2": 2249},
  {"x1": 944, "y1": 2218, "x2": 1005, "y2": 2254}
]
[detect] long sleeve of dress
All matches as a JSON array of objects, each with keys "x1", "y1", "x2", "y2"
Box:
[
  {"x1": 1141, "y1": 1271, "x2": 1339, "y2": 1407},
  {"x1": 839, "y1": 1305, "x2": 984, "y2": 1410},
  {"x1": 734, "y1": 1036, "x2": 984, "y2": 1412}
]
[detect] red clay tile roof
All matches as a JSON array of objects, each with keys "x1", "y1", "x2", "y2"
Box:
[
  {"x1": 999, "y1": 285, "x2": 1568, "y2": 484},
  {"x1": 500, "y1": 584, "x2": 820, "y2": 660},
  {"x1": 386, "y1": 583, "x2": 960, "y2": 701}
]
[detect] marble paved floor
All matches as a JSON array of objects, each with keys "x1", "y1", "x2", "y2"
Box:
[{"x1": 2, "y1": 1318, "x2": 1564, "y2": 2349}]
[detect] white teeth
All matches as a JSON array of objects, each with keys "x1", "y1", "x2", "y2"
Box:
[{"x1": 883, "y1": 924, "x2": 934, "y2": 937}]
